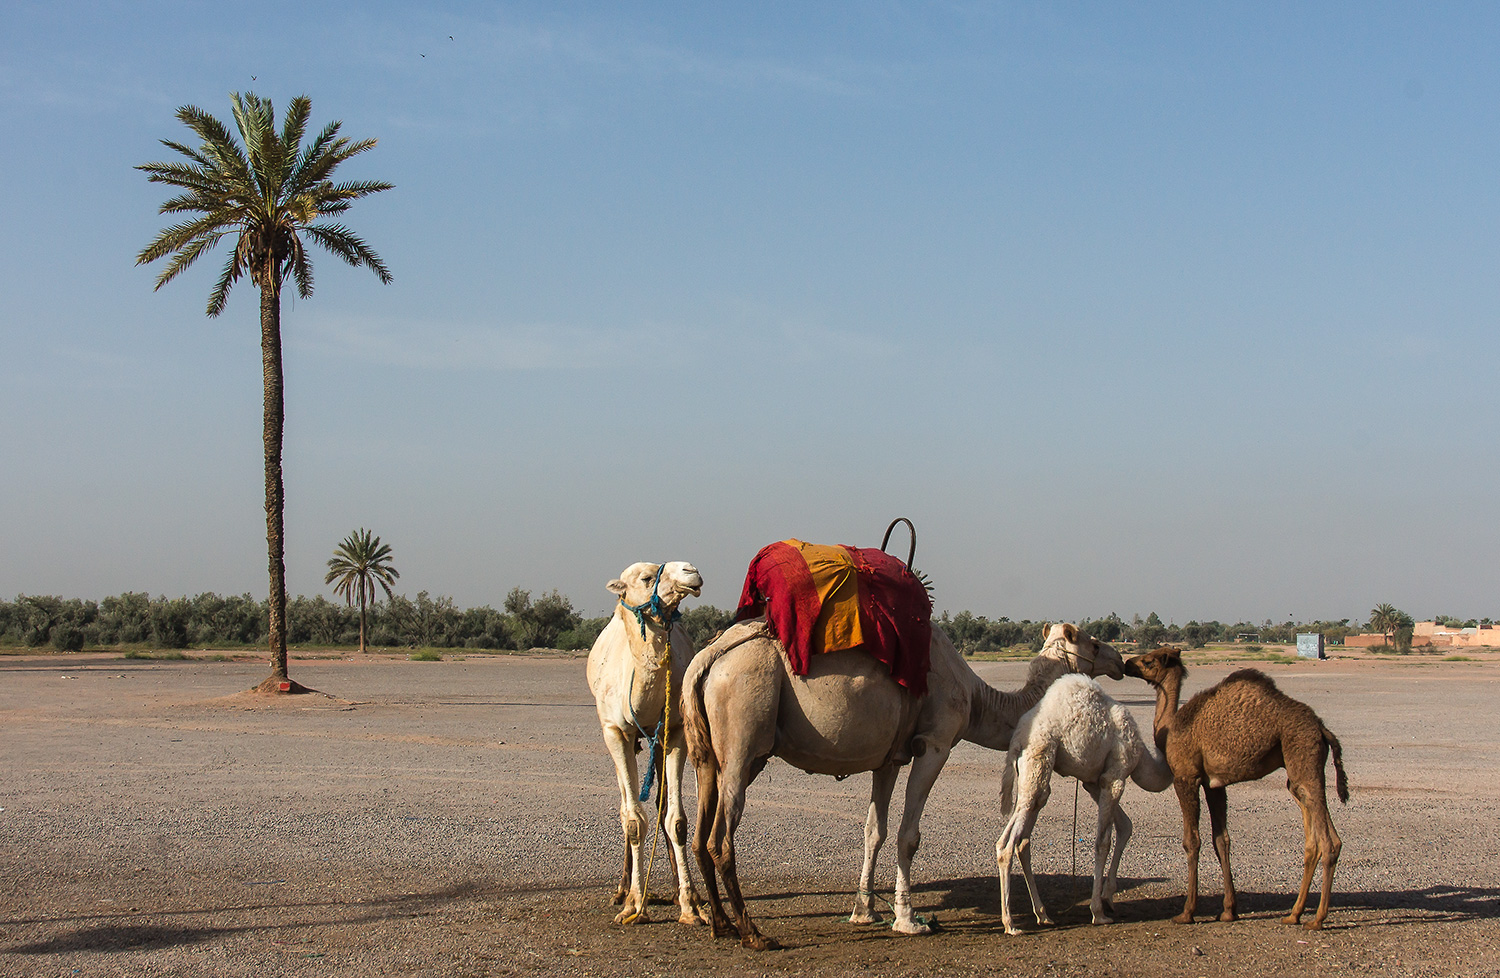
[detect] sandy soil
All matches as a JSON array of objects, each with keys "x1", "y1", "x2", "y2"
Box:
[{"x1": 2, "y1": 647, "x2": 1498, "y2": 977}]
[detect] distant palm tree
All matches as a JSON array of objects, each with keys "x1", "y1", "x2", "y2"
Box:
[
  {"x1": 136, "y1": 93, "x2": 392, "y2": 686},
  {"x1": 1369, "y1": 603, "x2": 1400, "y2": 647},
  {"x1": 325, "y1": 529, "x2": 400, "y2": 653}
]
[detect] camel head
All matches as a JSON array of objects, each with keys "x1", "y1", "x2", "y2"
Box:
[
  {"x1": 607, "y1": 561, "x2": 703, "y2": 620},
  {"x1": 1040, "y1": 622, "x2": 1126, "y2": 680},
  {"x1": 1122, "y1": 646, "x2": 1186, "y2": 686}
]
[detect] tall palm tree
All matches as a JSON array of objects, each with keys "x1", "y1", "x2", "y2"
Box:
[
  {"x1": 325, "y1": 529, "x2": 400, "y2": 653},
  {"x1": 136, "y1": 93, "x2": 392, "y2": 687}
]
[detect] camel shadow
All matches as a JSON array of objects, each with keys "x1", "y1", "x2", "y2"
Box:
[
  {"x1": 2, "y1": 881, "x2": 487, "y2": 958},
  {"x1": 916, "y1": 875, "x2": 1500, "y2": 929}
]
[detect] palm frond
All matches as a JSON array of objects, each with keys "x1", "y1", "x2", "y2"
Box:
[
  {"x1": 152, "y1": 229, "x2": 229, "y2": 289},
  {"x1": 304, "y1": 224, "x2": 392, "y2": 282},
  {"x1": 206, "y1": 251, "x2": 244, "y2": 317}
]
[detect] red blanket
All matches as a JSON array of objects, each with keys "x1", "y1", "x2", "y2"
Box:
[{"x1": 734, "y1": 539, "x2": 933, "y2": 696}]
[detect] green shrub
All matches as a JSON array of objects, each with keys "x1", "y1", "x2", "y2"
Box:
[
  {"x1": 409, "y1": 650, "x2": 443, "y2": 661},
  {"x1": 51, "y1": 623, "x2": 85, "y2": 652}
]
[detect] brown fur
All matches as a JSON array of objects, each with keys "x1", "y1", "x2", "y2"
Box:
[{"x1": 1123, "y1": 647, "x2": 1349, "y2": 930}]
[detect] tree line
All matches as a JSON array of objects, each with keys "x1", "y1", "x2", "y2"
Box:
[
  {"x1": 0, "y1": 591, "x2": 737, "y2": 655},
  {"x1": 936, "y1": 611, "x2": 1361, "y2": 654},
  {"x1": 7, "y1": 590, "x2": 1465, "y2": 656}
]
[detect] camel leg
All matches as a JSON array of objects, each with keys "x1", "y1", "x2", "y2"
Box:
[
  {"x1": 1204, "y1": 785, "x2": 1236, "y2": 922},
  {"x1": 611, "y1": 844, "x2": 631, "y2": 905},
  {"x1": 996, "y1": 786, "x2": 1051, "y2": 935},
  {"x1": 691, "y1": 758, "x2": 739, "y2": 939},
  {"x1": 663, "y1": 736, "x2": 707, "y2": 925},
  {"x1": 1172, "y1": 778, "x2": 1202, "y2": 924},
  {"x1": 1087, "y1": 780, "x2": 1126, "y2": 924},
  {"x1": 889, "y1": 740, "x2": 950, "y2": 935},
  {"x1": 1103, "y1": 802, "x2": 1133, "y2": 916},
  {"x1": 707, "y1": 752, "x2": 778, "y2": 950},
  {"x1": 601, "y1": 726, "x2": 651, "y2": 924},
  {"x1": 851, "y1": 764, "x2": 899, "y2": 924},
  {"x1": 1284, "y1": 779, "x2": 1341, "y2": 929}
]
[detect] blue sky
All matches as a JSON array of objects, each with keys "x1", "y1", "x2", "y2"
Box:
[{"x1": 3, "y1": 2, "x2": 1498, "y2": 623}]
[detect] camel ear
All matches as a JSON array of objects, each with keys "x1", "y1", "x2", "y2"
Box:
[
  {"x1": 1061, "y1": 622, "x2": 1078, "y2": 643},
  {"x1": 607, "y1": 579, "x2": 627, "y2": 596}
]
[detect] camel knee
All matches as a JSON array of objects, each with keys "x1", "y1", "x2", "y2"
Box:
[
  {"x1": 672, "y1": 817, "x2": 689, "y2": 847},
  {"x1": 624, "y1": 816, "x2": 643, "y2": 845}
]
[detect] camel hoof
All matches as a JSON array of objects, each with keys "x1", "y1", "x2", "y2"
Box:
[
  {"x1": 1172, "y1": 913, "x2": 1195, "y2": 925},
  {"x1": 677, "y1": 909, "x2": 704, "y2": 926},
  {"x1": 742, "y1": 933, "x2": 781, "y2": 951},
  {"x1": 1003, "y1": 925, "x2": 1024, "y2": 936},
  {"x1": 891, "y1": 918, "x2": 934, "y2": 936},
  {"x1": 1303, "y1": 920, "x2": 1324, "y2": 931},
  {"x1": 1281, "y1": 913, "x2": 1302, "y2": 926},
  {"x1": 696, "y1": 906, "x2": 715, "y2": 926},
  {"x1": 613, "y1": 908, "x2": 649, "y2": 925},
  {"x1": 1218, "y1": 910, "x2": 1238, "y2": 923},
  {"x1": 1090, "y1": 914, "x2": 1114, "y2": 926},
  {"x1": 1035, "y1": 913, "x2": 1055, "y2": 927},
  {"x1": 710, "y1": 917, "x2": 740, "y2": 940},
  {"x1": 849, "y1": 910, "x2": 881, "y2": 925}
]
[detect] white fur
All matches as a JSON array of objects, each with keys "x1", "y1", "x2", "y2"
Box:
[
  {"x1": 995, "y1": 673, "x2": 1172, "y2": 934},
  {"x1": 586, "y1": 560, "x2": 706, "y2": 926}
]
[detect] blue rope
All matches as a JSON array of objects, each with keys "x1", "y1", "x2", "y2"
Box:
[{"x1": 625, "y1": 668, "x2": 665, "y2": 803}]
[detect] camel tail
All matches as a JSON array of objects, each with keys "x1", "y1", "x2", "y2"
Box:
[
  {"x1": 1322, "y1": 723, "x2": 1350, "y2": 804},
  {"x1": 999, "y1": 746, "x2": 1019, "y2": 821},
  {"x1": 682, "y1": 620, "x2": 764, "y2": 768}
]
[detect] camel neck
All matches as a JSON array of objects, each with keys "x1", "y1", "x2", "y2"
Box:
[
  {"x1": 1151, "y1": 670, "x2": 1183, "y2": 752},
  {"x1": 618, "y1": 604, "x2": 674, "y2": 675},
  {"x1": 964, "y1": 653, "x2": 1070, "y2": 750}
]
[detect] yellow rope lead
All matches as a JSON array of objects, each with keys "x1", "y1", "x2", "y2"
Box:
[{"x1": 628, "y1": 632, "x2": 671, "y2": 922}]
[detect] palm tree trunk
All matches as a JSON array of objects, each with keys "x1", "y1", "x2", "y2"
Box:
[
  {"x1": 358, "y1": 579, "x2": 368, "y2": 654},
  {"x1": 261, "y1": 280, "x2": 289, "y2": 680}
]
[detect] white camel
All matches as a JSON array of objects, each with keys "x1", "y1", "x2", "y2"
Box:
[
  {"x1": 996, "y1": 673, "x2": 1173, "y2": 934},
  {"x1": 586, "y1": 560, "x2": 707, "y2": 926},
  {"x1": 683, "y1": 620, "x2": 1125, "y2": 949}
]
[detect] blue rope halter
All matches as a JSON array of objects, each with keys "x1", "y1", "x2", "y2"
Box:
[{"x1": 619, "y1": 564, "x2": 682, "y2": 640}]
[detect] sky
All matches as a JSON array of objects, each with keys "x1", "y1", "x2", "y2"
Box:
[{"x1": 2, "y1": 2, "x2": 1498, "y2": 625}]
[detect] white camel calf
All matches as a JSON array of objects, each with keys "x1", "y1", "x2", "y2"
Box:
[
  {"x1": 586, "y1": 560, "x2": 707, "y2": 925},
  {"x1": 996, "y1": 673, "x2": 1173, "y2": 934}
]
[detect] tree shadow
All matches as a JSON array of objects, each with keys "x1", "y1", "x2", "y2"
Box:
[{"x1": 3, "y1": 881, "x2": 488, "y2": 957}]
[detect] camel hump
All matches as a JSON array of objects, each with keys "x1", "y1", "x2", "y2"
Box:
[{"x1": 1222, "y1": 667, "x2": 1281, "y2": 692}]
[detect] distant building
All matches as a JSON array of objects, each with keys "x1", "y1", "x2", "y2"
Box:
[{"x1": 1343, "y1": 621, "x2": 1499, "y2": 648}]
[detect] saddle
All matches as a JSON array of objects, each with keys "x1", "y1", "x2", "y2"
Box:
[{"x1": 733, "y1": 538, "x2": 933, "y2": 696}]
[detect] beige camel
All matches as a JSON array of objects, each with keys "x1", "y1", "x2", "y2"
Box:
[
  {"x1": 683, "y1": 620, "x2": 1125, "y2": 949},
  {"x1": 1123, "y1": 646, "x2": 1349, "y2": 929},
  {"x1": 996, "y1": 673, "x2": 1173, "y2": 934},
  {"x1": 586, "y1": 560, "x2": 706, "y2": 926}
]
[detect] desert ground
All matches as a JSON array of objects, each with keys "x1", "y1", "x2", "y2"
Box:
[{"x1": 2, "y1": 646, "x2": 1498, "y2": 977}]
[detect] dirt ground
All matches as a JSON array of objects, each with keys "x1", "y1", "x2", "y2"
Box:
[{"x1": 2, "y1": 647, "x2": 1498, "y2": 977}]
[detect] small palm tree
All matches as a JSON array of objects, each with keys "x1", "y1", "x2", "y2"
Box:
[
  {"x1": 136, "y1": 92, "x2": 392, "y2": 686},
  {"x1": 325, "y1": 529, "x2": 400, "y2": 653}
]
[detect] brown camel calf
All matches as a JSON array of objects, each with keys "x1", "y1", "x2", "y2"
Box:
[{"x1": 1124, "y1": 647, "x2": 1349, "y2": 929}]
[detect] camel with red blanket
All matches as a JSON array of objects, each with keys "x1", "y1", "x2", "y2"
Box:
[{"x1": 682, "y1": 540, "x2": 1126, "y2": 949}]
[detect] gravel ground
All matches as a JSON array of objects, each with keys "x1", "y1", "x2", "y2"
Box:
[{"x1": 1, "y1": 648, "x2": 1498, "y2": 977}]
